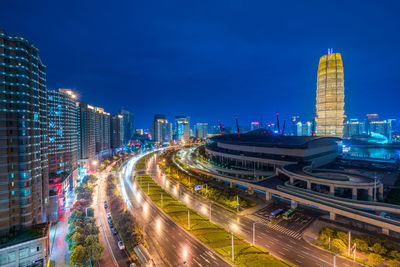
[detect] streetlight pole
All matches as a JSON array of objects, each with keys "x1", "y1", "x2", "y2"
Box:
[
  {"x1": 333, "y1": 253, "x2": 339, "y2": 267},
  {"x1": 236, "y1": 195, "x2": 239, "y2": 212},
  {"x1": 252, "y1": 221, "x2": 258, "y2": 246},
  {"x1": 348, "y1": 231, "x2": 351, "y2": 256},
  {"x1": 209, "y1": 202, "x2": 212, "y2": 223},
  {"x1": 231, "y1": 231, "x2": 234, "y2": 262},
  {"x1": 188, "y1": 210, "x2": 190, "y2": 230}
]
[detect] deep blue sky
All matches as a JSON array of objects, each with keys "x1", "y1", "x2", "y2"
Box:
[{"x1": 2, "y1": 1, "x2": 399, "y2": 128}]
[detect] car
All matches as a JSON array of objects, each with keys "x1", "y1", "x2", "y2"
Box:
[
  {"x1": 112, "y1": 228, "x2": 118, "y2": 235},
  {"x1": 104, "y1": 201, "x2": 107, "y2": 205},
  {"x1": 108, "y1": 219, "x2": 113, "y2": 225},
  {"x1": 118, "y1": 241, "x2": 125, "y2": 250},
  {"x1": 129, "y1": 263, "x2": 136, "y2": 267},
  {"x1": 106, "y1": 212, "x2": 111, "y2": 219},
  {"x1": 104, "y1": 203, "x2": 108, "y2": 209}
]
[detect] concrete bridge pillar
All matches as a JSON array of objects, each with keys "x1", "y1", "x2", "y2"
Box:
[
  {"x1": 307, "y1": 180, "x2": 311, "y2": 191},
  {"x1": 330, "y1": 185, "x2": 335, "y2": 196},
  {"x1": 291, "y1": 200, "x2": 298, "y2": 208},
  {"x1": 368, "y1": 187, "x2": 373, "y2": 201},
  {"x1": 352, "y1": 187, "x2": 358, "y2": 200},
  {"x1": 330, "y1": 212, "x2": 336, "y2": 220},
  {"x1": 248, "y1": 187, "x2": 254, "y2": 195},
  {"x1": 290, "y1": 176, "x2": 294, "y2": 184},
  {"x1": 265, "y1": 191, "x2": 272, "y2": 201},
  {"x1": 382, "y1": 228, "x2": 389, "y2": 235},
  {"x1": 378, "y1": 185, "x2": 384, "y2": 201}
]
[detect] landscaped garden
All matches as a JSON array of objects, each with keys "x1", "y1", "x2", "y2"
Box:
[
  {"x1": 158, "y1": 149, "x2": 256, "y2": 211},
  {"x1": 316, "y1": 226, "x2": 400, "y2": 267},
  {"x1": 66, "y1": 174, "x2": 104, "y2": 266}
]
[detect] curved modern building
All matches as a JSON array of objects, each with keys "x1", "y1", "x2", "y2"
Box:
[
  {"x1": 316, "y1": 50, "x2": 345, "y2": 137},
  {"x1": 0, "y1": 30, "x2": 48, "y2": 235}
]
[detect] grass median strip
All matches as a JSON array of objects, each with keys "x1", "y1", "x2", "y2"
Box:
[{"x1": 135, "y1": 155, "x2": 294, "y2": 267}]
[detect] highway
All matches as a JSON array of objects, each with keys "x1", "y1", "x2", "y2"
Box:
[
  {"x1": 119, "y1": 153, "x2": 231, "y2": 267},
  {"x1": 171, "y1": 148, "x2": 363, "y2": 267}
]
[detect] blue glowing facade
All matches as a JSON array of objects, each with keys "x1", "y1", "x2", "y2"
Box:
[{"x1": 0, "y1": 30, "x2": 48, "y2": 234}]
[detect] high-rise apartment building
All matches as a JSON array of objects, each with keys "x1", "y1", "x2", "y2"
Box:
[
  {"x1": 316, "y1": 50, "x2": 345, "y2": 137},
  {"x1": 47, "y1": 89, "x2": 78, "y2": 179},
  {"x1": 195, "y1": 123, "x2": 208, "y2": 139},
  {"x1": 119, "y1": 109, "x2": 134, "y2": 145},
  {"x1": 94, "y1": 107, "x2": 110, "y2": 154},
  {"x1": 110, "y1": 114, "x2": 124, "y2": 149},
  {"x1": 0, "y1": 30, "x2": 49, "y2": 235},
  {"x1": 78, "y1": 103, "x2": 95, "y2": 159},
  {"x1": 174, "y1": 115, "x2": 190, "y2": 141}
]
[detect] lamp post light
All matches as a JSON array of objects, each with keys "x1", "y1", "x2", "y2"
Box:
[{"x1": 229, "y1": 224, "x2": 237, "y2": 262}]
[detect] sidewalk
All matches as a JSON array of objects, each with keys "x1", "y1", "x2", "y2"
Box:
[{"x1": 49, "y1": 205, "x2": 72, "y2": 266}]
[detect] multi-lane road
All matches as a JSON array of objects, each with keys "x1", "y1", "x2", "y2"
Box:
[
  {"x1": 163, "y1": 149, "x2": 363, "y2": 267},
  {"x1": 119, "y1": 153, "x2": 231, "y2": 267}
]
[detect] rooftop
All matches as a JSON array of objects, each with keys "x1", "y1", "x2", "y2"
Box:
[
  {"x1": 0, "y1": 223, "x2": 49, "y2": 249},
  {"x1": 211, "y1": 129, "x2": 340, "y2": 148}
]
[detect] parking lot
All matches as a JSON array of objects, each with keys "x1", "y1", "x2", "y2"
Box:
[{"x1": 254, "y1": 201, "x2": 317, "y2": 239}]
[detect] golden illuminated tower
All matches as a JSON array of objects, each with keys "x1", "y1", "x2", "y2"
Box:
[{"x1": 316, "y1": 49, "x2": 345, "y2": 137}]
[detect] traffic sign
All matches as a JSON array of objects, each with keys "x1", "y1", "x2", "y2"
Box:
[{"x1": 194, "y1": 185, "x2": 202, "y2": 191}]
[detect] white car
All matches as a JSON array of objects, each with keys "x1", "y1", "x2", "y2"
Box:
[
  {"x1": 118, "y1": 241, "x2": 125, "y2": 250},
  {"x1": 106, "y1": 212, "x2": 111, "y2": 219}
]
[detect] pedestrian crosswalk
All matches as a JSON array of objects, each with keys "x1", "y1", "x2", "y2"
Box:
[{"x1": 258, "y1": 218, "x2": 303, "y2": 239}]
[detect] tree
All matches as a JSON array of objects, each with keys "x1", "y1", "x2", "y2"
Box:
[
  {"x1": 337, "y1": 231, "x2": 348, "y2": 244},
  {"x1": 390, "y1": 250, "x2": 400, "y2": 260},
  {"x1": 70, "y1": 245, "x2": 88, "y2": 266},
  {"x1": 373, "y1": 242, "x2": 388, "y2": 255},
  {"x1": 368, "y1": 253, "x2": 384, "y2": 264},
  {"x1": 85, "y1": 235, "x2": 104, "y2": 265},
  {"x1": 354, "y1": 238, "x2": 369, "y2": 252},
  {"x1": 331, "y1": 238, "x2": 347, "y2": 251}
]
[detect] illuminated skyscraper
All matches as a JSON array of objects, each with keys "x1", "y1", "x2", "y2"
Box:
[{"x1": 316, "y1": 50, "x2": 345, "y2": 137}]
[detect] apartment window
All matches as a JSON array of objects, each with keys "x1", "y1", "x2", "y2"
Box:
[{"x1": 8, "y1": 251, "x2": 16, "y2": 263}]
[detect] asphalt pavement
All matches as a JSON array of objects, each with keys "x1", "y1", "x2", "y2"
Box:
[{"x1": 120, "y1": 154, "x2": 231, "y2": 267}]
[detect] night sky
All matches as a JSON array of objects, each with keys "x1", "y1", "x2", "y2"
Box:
[{"x1": 2, "y1": 1, "x2": 399, "y2": 129}]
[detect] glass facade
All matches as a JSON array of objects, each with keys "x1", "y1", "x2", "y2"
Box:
[{"x1": 316, "y1": 51, "x2": 345, "y2": 137}]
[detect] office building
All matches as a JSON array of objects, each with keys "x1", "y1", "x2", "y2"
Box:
[
  {"x1": 296, "y1": 121, "x2": 312, "y2": 136},
  {"x1": 369, "y1": 120, "x2": 392, "y2": 143},
  {"x1": 316, "y1": 50, "x2": 345, "y2": 137},
  {"x1": 343, "y1": 119, "x2": 365, "y2": 138},
  {"x1": 78, "y1": 103, "x2": 95, "y2": 159},
  {"x1": 110, "y1": 114, "x2": 124, "y2": 149},
  {"x1": 135, "y1": 129, "x2": 144, "y2": 136},
  {"x1": 250, "y1": 121, "x2": 261, "y2": 131},
  {"x1": 151, "y1": 114, "x2": 172, "y2": 143},
  {"x1": 119, "y1": 109, "x2": 134, "y2": 145},
  {"x1": 195, "y1": 123, "x2": 208, "y2": 139},
  {"x1": 174, "y1": 115, "x2": 190, "y2": 141},
  {"x1": 290, "y1": 116, "x2": 300, "y2": 136},
  {"x1": 0, "y1": 30, "x2": 49, "y2": 235}
]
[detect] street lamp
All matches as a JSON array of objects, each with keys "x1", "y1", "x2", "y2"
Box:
[
  {"x1": 252, "y1": 221, "x2": 260, "y2": 246},
  {"x1": 230, "y1": 224, "x2": 237, "y2": 262},
  {"x1": 333, "y1": 253, "x2": 339, "y2": 267}
]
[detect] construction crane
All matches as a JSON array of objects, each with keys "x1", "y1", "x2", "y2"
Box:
[
  {"x1": 235, "y1": 115, "x2": 240, "y2": 135},
  {"x1": 218, "y1": 119, "x2": 226, "y2": 135},
  {"x1": 276, "y1": 113, "x2": 280, "y2": 134},
  {"x1": 312, "y1": 117, "x2": 316, "y2": 136},
  {"x1": 282, "y1": 119, "x2": 286, "y2": 136}
]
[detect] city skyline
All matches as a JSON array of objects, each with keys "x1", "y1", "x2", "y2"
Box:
[{"x1": 1, "y1": 1, "x2": 400, "y2": 128}]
